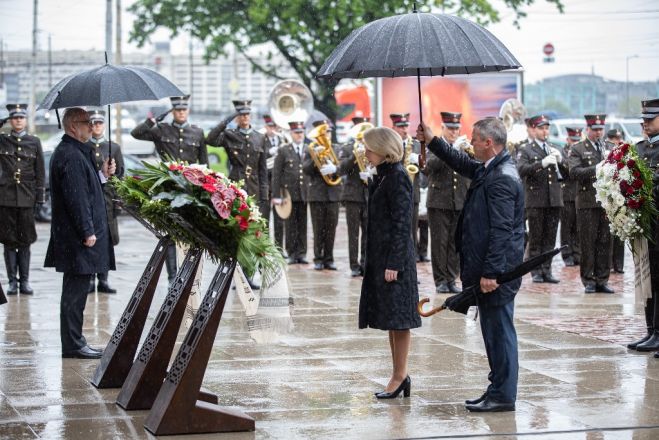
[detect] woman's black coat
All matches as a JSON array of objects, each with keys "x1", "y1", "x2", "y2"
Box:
[{"x1": 359, "y1": 161, "x2": 421, "y2": 330}]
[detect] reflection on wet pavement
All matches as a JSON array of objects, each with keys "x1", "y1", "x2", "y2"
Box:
[{"x1": 0, "y1": 217, "x2": 657, "y2": 439}]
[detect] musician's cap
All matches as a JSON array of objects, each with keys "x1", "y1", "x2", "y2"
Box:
[
  {"x1": 440, "y1": 111, "x2": 462, "y2": 128},
  {"x1": 263, "y1": 114, "x2": 276, "y2": 126},
  {"x1": 389, "y1": 112, "x2": 410, "y2": 127},
  {"x1": 641, "y1": 98, "x2": 659, "y2": 120},
  {"x1": 566, "y1": 127, "x2": 582, "y2": 141},
  {"x1": 584, "y1": 114, "x2": 606, "y2": 128},
  {"x1": 288, "y1": 121, "x2": 305, "y2": 133},
  {"x1": 169, "y1": 95, "x2": 190, "y2": 110},
  {"x1": 232, "y1": 99, "x2": 252, "y2": 114},
  {"x1": 528, "y1": 114, "x2": 550, "y2": 128},
  {"x1": 87, "y1": 109, "x2": 106, "y2": 123},
  {"x1": 607, "y1": 128, "x2": 623, "y2": 139},
  {"x1": 6, "y1": 104, "x2": 28, "y2": 118},
  {"x1": 312, "y1": 119, "x2": 331, "y2": 130},
  {"x1": 524, "y1": 117, "x2": 532, "y2": 127}
]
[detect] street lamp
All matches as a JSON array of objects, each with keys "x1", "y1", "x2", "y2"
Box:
[{"x1": 626, "y1": 54, "x2": 639, "y2": 116}]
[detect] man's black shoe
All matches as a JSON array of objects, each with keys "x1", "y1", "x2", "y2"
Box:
[
  {"x1": 297, "y1": 257, "x2": 309, "y2": 264},
  {"x1": 584, "y1": 285, "x2": 596, "y2": 294},
  {"x1": 563, "y1": 257, "x2": 575, "y2": 267},
  {"x1": 87, "y1": 280, "x2": 96, "y2": 294},
  {"x1": 448, "y1": 282, "x2": 462, "y2": 293},
  {"x1": 418, "y1": 255, "x2": 430, "y2": 263},
  {"x1": 636, "y1": 332, "x2": 659, "y2": 352},
  {"x1": 314, "y1": 263, "x2": 324, "y2": 270},
  {"x1": 532, "y1": 274, "x2": 544, "y2": 283},
  {"x1": 7, "y1": 280, "x2": 18, "y2": 296},
  {"x1": 350, "y1": 268, "x2": 362, "y2": 277},
  {"x1": 654, "y1": 352, "x2": 659, "y2": 359},
  {"x1": 465, "y1": 392, "x2": 487, "y2": 405},
  {"x1": 436, "y1": 283, "x2": 450, "y2": 293},
  {"x1": 465, "y1": 397, "x2": 515, "y2": 412},
  {"x1": 324, "y1": 263, "x2": 338, "y2": 271},
  {"x1": 613, "y1": 268, "x2": 625, "y2": 274},
  {"x1": 62, "y1": 346, "x2": 103, "y2": 359},
  {"x1": 97, "y1": 281, "x2": 117, "y2": 294},
  {"x1": 543, "y1": 274, "x2": 560, "y2": 284},
  {"x1": 596, "y1": 284, "x2": 615, "y2": 294},
  {"x1": 287, "y1": 257, "x2": 297, "y2": 265}
]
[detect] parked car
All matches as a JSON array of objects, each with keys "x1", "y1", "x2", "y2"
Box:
[
  {"x1": 548, "y1": 118, "x2": 586, "y2": 147},
  {"x1": 605, "y1": 118, "x2": 644, "y2": 144}
]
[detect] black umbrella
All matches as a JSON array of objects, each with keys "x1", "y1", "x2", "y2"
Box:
[
  {"x1": 317, "y1": 4, "x2": 520, "y2": 165},
  {"x1": 0, "y1": 282, "x2": 6, "y2": 305},
  {"x1": 39, "y1": 54, "x2": 184, "y2": 156},
  {"x1": 418, "y1": 246, "x2": 567, "y2": 317}
]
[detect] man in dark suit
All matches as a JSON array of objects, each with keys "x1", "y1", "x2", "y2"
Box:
[
  {"x1": 45, "y1": 107, "x2": 116, "y2": 359},
  {"x1": 560, "y1": 127, "x2": 582, "y2": 266},
  {"x1": 418, "y1": 117, "x2": 524, "y2": 412},
  {"x1": 271, "y1": 121, "x2": 309, "y2": 265},
  {"x1": 516, "y1": 114, "x2": 567, "y2": 283},
  {"x1": 567, "y1": 114, "x2": 614, "y2": 293}
]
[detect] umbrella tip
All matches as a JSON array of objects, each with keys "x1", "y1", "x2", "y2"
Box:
[
  {"x1": 105, "y1": 51, "x2": 108, "y2": 64},
  {"x1": 413, "y1": 1, "x2": 418, "y2": 13}
]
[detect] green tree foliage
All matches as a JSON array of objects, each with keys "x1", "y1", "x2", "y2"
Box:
[{"x1": 129, "y1": 0, "x2": 563, "y2": 120}]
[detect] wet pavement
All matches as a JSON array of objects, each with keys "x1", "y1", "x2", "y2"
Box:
[{"x1": 1, "y1": 215, "x2": 658, "y2": 439}]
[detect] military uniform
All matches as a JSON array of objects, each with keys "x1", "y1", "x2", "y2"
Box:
[
  {"x1": 263, "y1": 115, "x2": 287, "y2": 250},
  {"x1": 424, "y1": 112, "x2": 469, "y2": 293},
  {"x1": 0, "y1": 104, "x2": 45, "y2": 295},
  {"x1": 567, "y1": 114, "x2": 613, "y2": 292},
  {"x1": 516, "y1": 115, "x2": 566, "y2": 282},
  {"x1": 559, "y1": 127, "x2": 582, "y2": 266},
  {"x1": 271, "y1": 122, "x2": 308, "y2": 263}
]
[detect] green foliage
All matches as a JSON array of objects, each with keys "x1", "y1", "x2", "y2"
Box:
[{"x1": 129, "y1": 0, "x2": 563, "y2": 119}]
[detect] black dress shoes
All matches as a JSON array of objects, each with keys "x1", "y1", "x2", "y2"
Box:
[
  {"x1": 627, "y1": 332, "x2": 652, "y2": 350},
  {"x1": 19, "y1": 281, "x2": 34, "y2": 295},
  {"x1": 465, "y1": 392, "x2": 487, "y2": 405},
  {"x1": 313, "y1": 263, "x2": 324, "y2": 270},
  {"x1": 532, "y1": 274, "x2": 544, "y2": 283},
  {"x1": 324, "y1": 263, "x2": 337, "y2": 271},
  {"x1": 654, "y1": 352, "x2": 659, "y2": 359},
  {"x1": 613, "y1": 268, "x2": 625, "y2": 274},
  {"x1": 584, "y1": 285, "x2": 596, "y2": 294},
  {"x1": 465, "y1": 397, "x2": 515, "y2": 412},
  {"x1": 287, "y1": 257, "x2": 297, "y2": 265},
  {"x1": 418, "y1": 255, "x2": 430, "y2": 263},
  {"x1": 375, "y1": 376, "x2": 411, "y2": 399},
  {"x1": 436, "y1": 283, "x2": 450, "y2": 293},
  {"x1": 297, "y1": 257, "x2": 309, "y2": 264},
  {"x1": 97, "y1": 281, "x2": 117, "y2": 294},
  {"x1": 350, "y1": 268, "x2": 362, "y2": 277},
  {"x1": 448, "y1": 282, "x2": 462, "y2": 293},
  {"x1": 595, "y1": 284, "x2": 615, "y2": 294},
  {"x1": 636, "y1": 332, "x2": 659, "y2": 352},
  {"x1": 62, "y1": 345, "x2": 104, "y2": 359},
  {"x1": 543, "y1": 274, "x2": 560, "y2": 284}
]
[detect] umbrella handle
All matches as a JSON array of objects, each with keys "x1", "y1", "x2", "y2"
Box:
[{"x1": 417, "y1": 297, "x2": 445, "y2": 318}]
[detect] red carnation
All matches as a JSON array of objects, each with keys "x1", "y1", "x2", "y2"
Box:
[
  {"x1": 633, "y1": 169, "x2": 641, "y2": 178},
  {"x1": 168, "y1": 163, "x2": 184, "y2": 171},
  {"x1": 627, "y1": 199, "x2": 641, "y2": 209},
  {"x1": 202, "y1": 182, "x2": 217, "y2": 193},
  {"x1": 616, "y1": 162, "x2": 625, "y2": 170},
  {"x1": 613, "y1": 151, "x2": 623, "y2": 162},
  {"x1": 235, "y1": 215, "x2": 249, "y2": 231},
  {"x1": 620, "y1": 181, "x2": 630, "y2": 193},
  {"x1": 620, "y1": 143, "x2": 630, "y2": 154},
  {"x1": 627, "y1": 159, "x2": 636, "y2": 169},
  {"x1": 239, "y1": 201, "x2": 248, "y2": 212},
  {"x1": 632, "y1": 179, "x2": 643, "y2": 189}
]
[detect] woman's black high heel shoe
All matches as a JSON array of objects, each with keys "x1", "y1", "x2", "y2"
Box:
[{"x1": 375, "y1": 376, "x2": 411, "y2": 399}]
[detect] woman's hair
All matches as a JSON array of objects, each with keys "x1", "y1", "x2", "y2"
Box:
[{"x1": 362, "y1": 126, "x2": 404, "y2": 163}]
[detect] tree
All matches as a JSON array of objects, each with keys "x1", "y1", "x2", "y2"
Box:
[{"x1": 129, "y1": 0, "x2": 563, "y2": 121}]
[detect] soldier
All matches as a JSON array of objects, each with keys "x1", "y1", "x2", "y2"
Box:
[
  {"x1": 131, "y1": 95, "x2": 207, "y2": 285},
  {"x1": 337, "y1": 116, "x2": 370, "y2": 277},
  {"x1": 424, "y1": 112, "x2": 470, "y2": 293},
  {"x1": 263, "y1": 114, "x2": 287, "y2": 252},
  {"x1": 567, "y1": 114, "x2": 614, "y2": 293},
  {"x1": 85, "y1": 110, "x2": 124, "y2": 294},
  {"x1": 272, "y1": 121, "x2": 309, "y2": 265},
  {"x1": 607, "y1": 128, "x2": 626, "y2": 273},
  {"x1": 390, "y1": 113, "x2": 422, "y2": 260},
  {"x1": 303, "y1": 120, "x2": 342, "y2": 270},
  {"x1": 517, "y1": 114, "x2": 567, "y2": 283},
  {"x1": 560, "y1": 127, "x2": 582, "y2": 266},
  {"x1": 628, "y1": 98, "x2": 659, "y2": 354},
  {"x1": 0, "y1": 104, "x2": 45, "y2": 296}
]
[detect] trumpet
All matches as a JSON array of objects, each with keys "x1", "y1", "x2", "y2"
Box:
[
  {"x1": 308, "y1": 123, "x2": 342, "y2": 186},
  {"x1": 404, "y1": 137, "x2": 419, "y2": 182},
  {"x1": 454, "y1": 135, "x2": 475, "y2": 158},
  {"x1": 351, "y1": 122, "x2": 374, "y2": 184}
]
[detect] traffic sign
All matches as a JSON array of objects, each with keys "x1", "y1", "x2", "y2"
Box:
[{"x1": 543, "y1": 43, "x2": 555, "y2": 56}]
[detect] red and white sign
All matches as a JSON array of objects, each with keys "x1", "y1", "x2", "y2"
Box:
[{"x1": 543, "y1": 43, "x2": 555, "y2": 56}]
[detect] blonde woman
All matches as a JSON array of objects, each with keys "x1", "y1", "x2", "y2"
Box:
[{"x1": 359, "y1": 127, "x2": 421, "y2": 399}]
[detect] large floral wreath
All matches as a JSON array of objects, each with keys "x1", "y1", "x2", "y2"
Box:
[
  {"x1": 594, "y1": 143, "x2": 658, "y2": 242},
  {"x1": 112, "y1": 160, "x2": 284, "y2": 280}
]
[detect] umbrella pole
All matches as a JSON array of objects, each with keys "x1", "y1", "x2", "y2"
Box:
[
  {"x1": 417, "y1": 69, "x2": 426, "y2": 168},
  {"x1": 107, "y1": 104, "x2": 112, "y2": 159}
]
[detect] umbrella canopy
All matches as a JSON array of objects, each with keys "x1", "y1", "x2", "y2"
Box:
[
  {"x1": 39, "y1": 64, "x2": 184, "y2": 110},
  {"x1": 317, "y1": 10, "x2": 520, "y2": 80}
]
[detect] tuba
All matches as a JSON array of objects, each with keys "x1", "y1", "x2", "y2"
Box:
[
  {"x1": 308, "y1": 123, "x2": 342, "y2": 186},
  {"x1": 403, "y1": 137, "x2": 419, "y2": 182},
  {"x1": 268, "y1": 79, "x2": 314, "y2": 129},
  {"x1": 350, "y1": 122, "x2": 374, "y2": 183},
  {"x1": 499, "y1": 98, "x2": 528, "y2": 155}
]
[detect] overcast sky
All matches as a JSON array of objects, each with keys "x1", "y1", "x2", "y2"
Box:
[{"x1": 0, "y1": 0, "x2": 657, "y2": 85}]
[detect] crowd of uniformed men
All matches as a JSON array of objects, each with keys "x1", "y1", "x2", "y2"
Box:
[{"x1": 1, "y1": 95, "x2": 658, "y2": 355}]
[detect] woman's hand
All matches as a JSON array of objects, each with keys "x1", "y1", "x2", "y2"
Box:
[{"x1": 384, "y1": 269, "x2": 398, "y2": 282}]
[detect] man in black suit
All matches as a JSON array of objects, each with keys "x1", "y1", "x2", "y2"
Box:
[{"x1": 44, "y1": 107, "x2": 116, "y2": 359}]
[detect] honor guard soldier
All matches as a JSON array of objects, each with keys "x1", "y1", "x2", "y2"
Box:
[
  {"x1": 423, "y1": 111, "x2": 470, "y2": 293},
  {"x1": 263, "y1": 114, "x2": 287, "y2": 252},
  {"x1": 517, "y1": 114, "x2": 567, "y2": 283},
  {"x1": 131, "y1": 94, "x2": 208, "y2": 284},
  {"x1": 304, "y1": 120, "x2": 342, "y2": 270},
  {"x1": 337, "y1": 115, "x2": 371, "y2": 277},
  {"x1": 86, "y1": 110, "x2": 124, "y2": 294},
  {"x1": 390, "y1": 113, "x2": 423, "y2": 261},
  {"x1": 560, "y1": 127, "x2": 582, "y2": 266},
  {"x1": 271, "y1": 121, "x2": 309, "y2": 265},
  {"x1": 628, "y1": 98, "x2": 659, "y2": 355},
  {"x1": 0, "y1": 104, "x2": 46, "y2": 295},
  {"x1": 567, "y1": 114, "x2": 614, "y2": 293},
  {"x1": 606, "y1": 128, "x2": 626, "y2": 273}
]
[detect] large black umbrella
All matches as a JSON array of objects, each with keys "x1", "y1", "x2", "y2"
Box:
[
  {"x1": 317, "y1": 4, "x2": 520, "y2": 165},
  {"x1": 0, "y1": 282, "x2": 6, "y2": 305},
  {"x1": 418, "y1": 247, "x2": 566, "y2": 317}
]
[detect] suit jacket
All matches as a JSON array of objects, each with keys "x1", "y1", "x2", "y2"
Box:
[
  {"x1": 272, "y1": 141, "x2": 308, "y2": 203},
  {"x1": 44, "y1": 134, "x2": 115, "y2": 274},
  {"x1": 302, "y1": 143, "x2": 342, "y2": 203},
  {"x1": 424, "y1": 139, "x2": 470, "y2": 210},
  {"x1": 567, "y1": 139, "x2": 605, "y2": 210},
  {"x1": 0, "y1": 132, "x2": 46, "y2": 207},
  {"x1": 516, "y1": 140, "x2": 566, "y2": 208},
  {"x1": 131, "y1": 119, "x2": 207, "y2": 165},
  {"x1": 560, "y1": 143, "x2": 577, "y2": 202},
  {"x1": 337, "y1": 141, "x2": 368, "y2": 203}
]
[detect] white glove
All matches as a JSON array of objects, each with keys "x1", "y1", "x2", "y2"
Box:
[
  {"x1": 408, "y1": 152, "x2": 419, "y2": 165},
  {"x1": 320, "y1": 161, "x2": 337, "y2": 176},
  {"x1": 550, "y1": 147, "x2": 562, "y2": 163},
  {"x1": 314, "y1": 146, "x2": 325, "y2": 154},
  {"x1": 268, "y1": 146, "x2": 278, "y2": 156},
  {"x1": 359, "y1": 171, "x2": 371, "y2": 181},
  {"x1": 541, "y1": 155, "x2": 557, "y2": 168}
]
